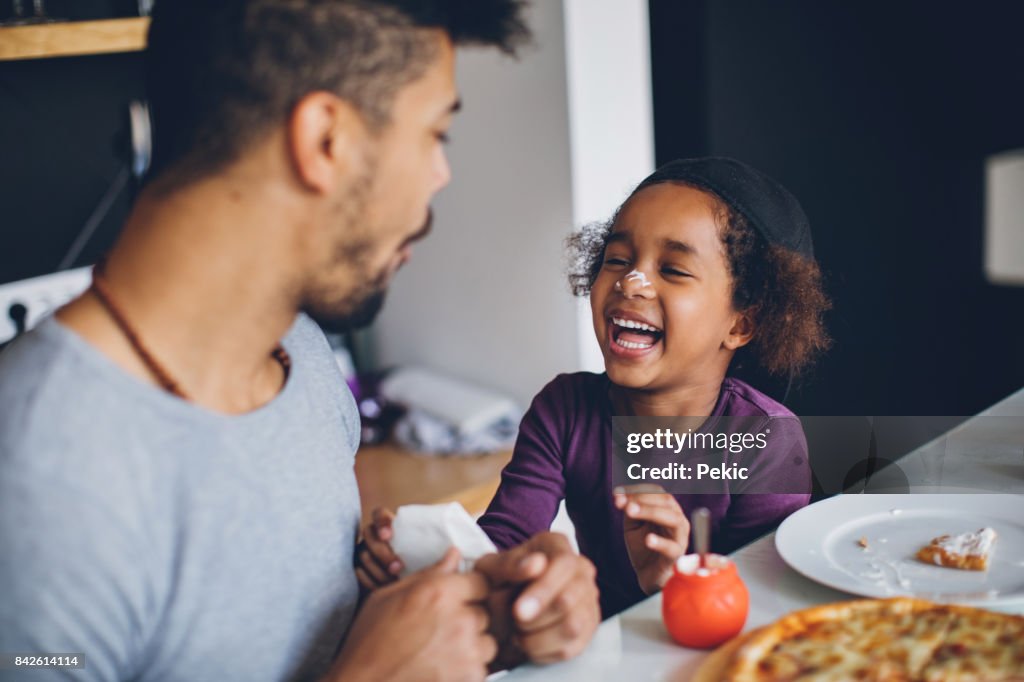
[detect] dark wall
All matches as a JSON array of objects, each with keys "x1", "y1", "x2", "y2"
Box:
[
  {"x1": 0, "y1": 7, "x2": 144, "y2": 284},
  {"x1": 650, "y1": 0, "x2": 1024, "y2": 416}
]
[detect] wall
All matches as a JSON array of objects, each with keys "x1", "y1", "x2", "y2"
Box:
[
  {"x1": 0, "y1": 51, "x2": 142, "y2": 283},
  {"x1": 370, "y1": 1, "x2": 577, "y2": 406},
  {"x1": 650, "y1": 0, "x2": 1024, "y2": 416}
]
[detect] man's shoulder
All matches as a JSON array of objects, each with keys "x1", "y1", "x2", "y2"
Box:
[
  {"x1": 284, "y1": 314, "x2": 351, "y2": 399},
  {"x1": 284, "y1": 314, "x2": 359, "y2": 449},
  {"x1": 285, "y1": 313, "x2": 333, "y2": 356},
  {"x1": 0, "y1": 318, "x2": 111, "y2": 450},
  {"x1": 0, "y1": 320, "x2": 154, "y2": 562}
]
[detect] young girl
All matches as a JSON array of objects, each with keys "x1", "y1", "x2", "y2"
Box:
[{"x1": 358, "y1": 158, "x2": 830, "y2": 618}]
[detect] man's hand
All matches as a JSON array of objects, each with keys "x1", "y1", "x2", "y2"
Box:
[
  {"x1": 327, "y1": 548, "x2": 496, "y2": 682},
  {"x1": 614, "y1": 485, "x2": 689, "y2": 594},
  {"x1": 355, "y1": 507, "x2": 402, "y2": 592},
  {"x1": 474, "y1": 532, "x2": 600, "y2": 666}
]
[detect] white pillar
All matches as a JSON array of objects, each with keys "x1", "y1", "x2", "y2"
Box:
[{"x1": 563, "y1": 0, "x2": 656, "y2": 371}]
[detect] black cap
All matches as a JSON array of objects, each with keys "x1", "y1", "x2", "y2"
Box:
[{"x1": 635, "y1": 157, "x2": 814, "y2": 259}]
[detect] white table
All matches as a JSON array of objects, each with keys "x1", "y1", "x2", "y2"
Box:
[{"x1": 504, "y1": 388, "x2": 1024, "y2": 680}]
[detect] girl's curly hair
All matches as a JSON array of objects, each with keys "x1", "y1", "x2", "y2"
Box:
[{"x1": 566, "y1": 181, "x2": 831, "y2": 377}]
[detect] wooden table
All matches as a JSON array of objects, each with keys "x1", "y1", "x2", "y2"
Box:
[{"x1": 354, "y1": 442, "x2": 512, "y2": 520}]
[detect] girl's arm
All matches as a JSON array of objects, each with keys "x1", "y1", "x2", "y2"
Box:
[
  {"x1": 478, "y1": 377, "x2": 572, "y2": 550},
  {"x1": 357, "y1": 376, "x2": 577, "y2": 592}
]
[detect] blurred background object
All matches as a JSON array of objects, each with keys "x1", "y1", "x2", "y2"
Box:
[
  {"x1": 1, "y1": 1, "x2": 51, "y2": 26},
  {"x1": 380, "y1": 366, "x2": 521, "y2": 454},
  {"x1": 984, "y1": 150, "x2": 1024, "y2": 287},
  {"x1": 1, "y1": 0, "x2": 148, "y2": 24}
]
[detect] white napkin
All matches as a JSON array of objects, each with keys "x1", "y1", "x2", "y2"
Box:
[{"x1": 391, "y1": 502, "x2": 498, "y2": 576}]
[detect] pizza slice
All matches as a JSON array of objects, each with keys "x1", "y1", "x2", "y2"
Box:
[
  {"x1": 703, "y1": 598, "x2": 1024, "y2": 681},
  {"x1": 721, "y1": 598, "x2": 954, "y2": 681},
  {"x1": 919, "y1": 605, "x2": 1024, "y2": 681},
  {"x1": 916, "y1": 527, "x2": 997, "y2": 571}
]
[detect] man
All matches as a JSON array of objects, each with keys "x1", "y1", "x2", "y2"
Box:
[{"x1": 0, "y1": 2, "x2": 600, "y2": 680}]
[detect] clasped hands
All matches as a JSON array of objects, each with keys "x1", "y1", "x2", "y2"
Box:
[{"x1": 331, "y1": 508, "x2": 600, "y2": 682}]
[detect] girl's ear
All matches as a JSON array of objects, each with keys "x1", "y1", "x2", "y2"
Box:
[{"x1": 724, "y1": 309, "x2": 756, "y2": 350}]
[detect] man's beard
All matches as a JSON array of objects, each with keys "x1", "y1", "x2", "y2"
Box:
[
  {"x1": 304, "y1": 204, "x2": 434, "y2": 334},
  {"x1": 300, "y1": 153, "x2": 384, "y2": 334},
  {"x1": 306, "y1": 267, "x2": 389, "y2": 334},
  {"x1": 300, "y1": 149, "x2": 433, "y2": 334}
]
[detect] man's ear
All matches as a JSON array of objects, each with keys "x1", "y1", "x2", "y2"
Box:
[
  {"x1": 287, "y1": 91, "x2": 367, "y2": 193},
  {"x1": 724, "y1": 309, "x2": 756, "y2": 350}
]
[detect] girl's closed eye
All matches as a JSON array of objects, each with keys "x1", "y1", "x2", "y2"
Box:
[
  {"x1": 604, "y1": 256, "x2": 630, "y2": 269},
  {"x1": 661, "y1": 265, "x2": 692, "y2": 278}
]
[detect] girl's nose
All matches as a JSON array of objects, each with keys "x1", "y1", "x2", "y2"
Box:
[{"x1": 616, "y1": 269, "x2": 655, "y2": 298}]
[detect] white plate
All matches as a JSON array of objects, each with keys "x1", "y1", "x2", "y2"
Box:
[{"x1": 775, "y1": 494, "x2": 1024, "y2": 605}]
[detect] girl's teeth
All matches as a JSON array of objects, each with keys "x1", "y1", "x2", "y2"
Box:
[
  {"x1": 611, "y1": 317, "x2": 660, "y2": 333},
  {"x1": 615, "y1": 338, "x2": 653, "y2": 350}
]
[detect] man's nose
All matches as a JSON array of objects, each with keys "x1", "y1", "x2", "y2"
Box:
[{"x1": 433, "y1": 145, "x2": 452, "y2": 193}]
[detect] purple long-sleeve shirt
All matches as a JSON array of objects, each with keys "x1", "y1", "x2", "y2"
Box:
[{"x1": 478, "y1": 372, "x2": 810, "y2": 617}]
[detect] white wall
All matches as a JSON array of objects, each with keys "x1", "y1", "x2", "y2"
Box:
[
  {"x1": 371, "y1": 1, "x2": 577, "y2": 405},
  {"x1": 370, "y1": 0, "x2": 654, "y2": 405}
]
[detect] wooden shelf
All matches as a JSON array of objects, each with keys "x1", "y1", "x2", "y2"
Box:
[{"x1": 0, "y1": 17, "x2": 149, "y2": 62}]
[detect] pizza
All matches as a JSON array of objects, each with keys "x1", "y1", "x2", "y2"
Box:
[
  {"x1": 916, "y1": 528, "x2": 997, "y2": 571},
  {"x1": 693, "y1": 598, "x2": 1024, "y2": 681}
]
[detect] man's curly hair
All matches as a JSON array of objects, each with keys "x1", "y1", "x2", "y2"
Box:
[
  {"x1": 146, "y1": 0, "x2": 530, "y2": 186},
  {"x1": 567, "y1": 181, "x2": 831, "y2": 377}
]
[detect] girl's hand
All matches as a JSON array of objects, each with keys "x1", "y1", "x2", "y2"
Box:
[
  {"x1": 614, "y1": 485, "x2": 690, "y2": 595},
  {"x1": 355, "y1": 507, "x2": 403, "y2": 593}
]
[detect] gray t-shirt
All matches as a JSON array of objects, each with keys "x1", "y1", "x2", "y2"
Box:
[{"x1": 0, "y1": 315, "x2": 362, "y2": 681}]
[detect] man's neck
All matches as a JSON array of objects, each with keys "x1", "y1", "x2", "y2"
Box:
[{"x1": 57, "y1": 174, "x2": 305, "y2": 415}]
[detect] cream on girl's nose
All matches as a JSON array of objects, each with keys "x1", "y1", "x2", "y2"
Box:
[{"x1": 616, "y1": 269, "x2": 654, "y2": 297}]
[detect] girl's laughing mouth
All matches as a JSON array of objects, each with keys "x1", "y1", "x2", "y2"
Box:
[{"x1": 608, "y1": 314, "x2": 664, "y2": 357}]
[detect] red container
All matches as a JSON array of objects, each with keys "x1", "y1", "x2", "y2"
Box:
[{"x1": 661, "y1": 553, "x2": 749, "y2": 649}]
